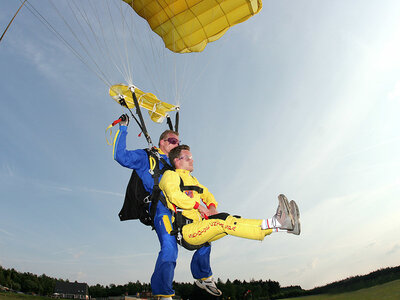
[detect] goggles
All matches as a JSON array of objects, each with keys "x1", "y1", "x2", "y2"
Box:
[
  {"x1": 178, "y1": 155, "x2": 193, "y2": 161},
  {"x1": 164, "y1": 137, "x2": 180, "y2": 145}
]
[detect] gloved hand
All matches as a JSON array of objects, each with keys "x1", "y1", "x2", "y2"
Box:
[{"x1": 119, "y1": 114, "x2": 129, "y2": 126}]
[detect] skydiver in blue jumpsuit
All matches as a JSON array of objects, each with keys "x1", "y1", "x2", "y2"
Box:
[{"x1": 113, "y1": 117, "x2": 219, "y2": 299}]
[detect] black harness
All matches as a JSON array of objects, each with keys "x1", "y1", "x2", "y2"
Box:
[
  {"x1": 118, "y1": 149, "x2": 210, "y2": 250},
  {"x1": 169, "y1": 178, "x2": 210, "y2": 251},
  {"x1": 147, "y1": 148, "x2": 173, "y2": 227},
  {"x1": 118, "y1": 148, "x2": 173, "y2": 229}
]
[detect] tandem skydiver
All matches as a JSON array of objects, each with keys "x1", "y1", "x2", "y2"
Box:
[
  {"x1": 113, "y1": 116, "x2": 221, "y2": 299},
  {"x1": 159, "y1": 144, "x2": 301, "y2": 248}
]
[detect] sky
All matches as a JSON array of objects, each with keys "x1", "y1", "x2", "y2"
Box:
[{"x1": 1, "y1": 0, "x2": 400, "y2": 291}]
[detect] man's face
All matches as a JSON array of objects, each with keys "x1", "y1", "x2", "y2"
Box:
[
  {"x1": 174, "y1": 149, "x2": 194, "y2": 172},
  {"x1": 159, "y1": 133, "x2": 180, "y2": 155}
]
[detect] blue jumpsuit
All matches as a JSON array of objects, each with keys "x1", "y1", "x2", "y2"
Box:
[{"x1": 113, "y1": 126, "x2": 212, "y2": 297}]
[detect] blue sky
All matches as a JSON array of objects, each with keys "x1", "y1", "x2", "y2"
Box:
[{"x1": 1, "y1": 0, "x2": 400, "y2": 290}]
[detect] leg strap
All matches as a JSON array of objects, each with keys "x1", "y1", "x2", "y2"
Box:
[{"x1": 170, "y1": 210, "x2": 209, "y2": 251}]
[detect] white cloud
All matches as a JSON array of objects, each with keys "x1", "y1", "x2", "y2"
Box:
[
  {"x1": 74, "y1": 271, "x2": 87, "y2": 282},
  {"x1": 0, "y1": 228, "x2": 14, "y2": 237},
  {"x1": 81, "y1": 187, "x2": 124, "y2": 197},
  {"x1": 1, "y1": 163, "x2": 15, "y2": 177},
  {"x1": 386, "y1": 243, "x2": 400, "y2": 256}
]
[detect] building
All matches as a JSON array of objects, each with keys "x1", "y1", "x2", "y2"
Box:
[{"x1": 54, "y1": 281, "x2": 89, "y2": 299}]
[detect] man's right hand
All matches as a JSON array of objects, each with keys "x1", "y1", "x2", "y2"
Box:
[
  {"x1": 198, "y1": 205, "x2": 210, "y2": 218},
  {"x1": 208, "y1": 205, "x2": 218, "y2": 216},
  {"x1": 120, "y1": 114, "x2": 129, "y2": 126}
]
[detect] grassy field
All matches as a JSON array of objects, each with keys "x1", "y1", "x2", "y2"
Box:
[
  {"x1": 0, "y1": 292, "x2": 51, "y2": 300},
  {"x1": 2, "y1": 280, "x2": 400, "y2": 300},
  {"x1": 280, "y1": 279, "x2": 400, "y2": 300}
]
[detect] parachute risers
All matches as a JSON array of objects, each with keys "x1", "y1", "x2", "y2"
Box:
[{"x1": 109, "y1": 84, "x2": 179, "y2": 145}]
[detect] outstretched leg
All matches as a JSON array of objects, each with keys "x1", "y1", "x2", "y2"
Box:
[{"x1": 182, "y1": 195, "x2": 299, "y2": 245}]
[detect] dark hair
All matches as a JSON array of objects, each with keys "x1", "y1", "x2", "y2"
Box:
[
  {"x1": 158, "y1": 130, "x2": 179, "y2": 146},
  {"x1": 169, "y1": 145, "x2": 190, "y2": 168}
]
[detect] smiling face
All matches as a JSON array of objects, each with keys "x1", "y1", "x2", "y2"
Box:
[{"x1": 174, "y1": 149, "x2": 194, "y2": 172}]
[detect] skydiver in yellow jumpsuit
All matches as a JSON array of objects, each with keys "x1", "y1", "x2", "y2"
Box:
[{"x1": 159, "y1": 144, "x2": 301, "y2": 248}]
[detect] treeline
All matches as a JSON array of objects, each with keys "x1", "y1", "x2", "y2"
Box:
[
  {"x1": 0, "y1": 265, "x2": 282, "y2": 299},
  {"x1": 1, "y1": 264, "x2": 400, "y2": 299},
  {"x1": 308, "y1": 265, "x2": 400, "y2": 295},
  {"x1": 0, "y1": 266, "x2": 58, "y2": 295},
  {"x1": 90, "y1": 279, "x2": 282, "y2": 300},
  {"x1": 274, "y1": 265, "x2": 400, "y2": 299}
]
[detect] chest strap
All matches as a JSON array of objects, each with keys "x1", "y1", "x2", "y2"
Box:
[{"x1": 179, "y1": 177, "x2": 204, "y2": 194}]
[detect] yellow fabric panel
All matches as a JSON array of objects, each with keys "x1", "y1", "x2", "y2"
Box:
[
  {"x1": 123, "y1": 0, "x2": 262, "y2": 53},
  {"x1": 160, "y1": 170, "x2": 201, "y2": 213},
  {"x1": 160, "y1": 169, "x2": 218, "y2": 222},
  {"x1": 109, "y1": 84, "x2": 177, "y2": 123},
  {"x1": 182, "y1": 215, "x2": 272, "y2": 245},
  {"x1": 162, "y1": 215, "x2": 173, "y2": 234}
]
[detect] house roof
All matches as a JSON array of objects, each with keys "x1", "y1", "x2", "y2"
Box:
[{"x1": 54, "y1": 281, "x2": 89, "y2": 295}]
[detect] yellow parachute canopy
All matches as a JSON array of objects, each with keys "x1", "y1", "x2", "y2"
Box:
[
  {"x1": 123, "y1": 0, "x2": 262, "y2": 53},
  {"x1": 109, "y1": 84, "x2": 178, "y2": 123}
]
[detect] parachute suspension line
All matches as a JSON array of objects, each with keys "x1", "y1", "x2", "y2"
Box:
[
  {"x1": 67, "y1": 0, "x2": 118, "y2": 82},
  {"x1": 23, "y1": 0, "x2": 111, "y2": 88},
  {"x1": 86, "y1": 0, "x2": 130, "y2": 85},
  {"x1": 129, "y1": 1, "x2": 176, "y2": 99},
  {"x1": 168, "y1": 2, "x2": 203, "y2": 107},
  {"x1": 116, "y1": 1, "x2": 141, "y2": 86},
  {"x1": 82, "y1": 0, "x2": 129, "y2": 85},
  {"x1": 67, "y1": 1, "x2": 112, "y2": 76},
  {"x1": 117, "y1": 2, "x2": 134, "y2": 85},
  {"x1": 47, "y1": 0, "x2": 113, "y2": 87},
  {"x1": 105, "y1": 1, "x2": 131, "y2": 84},
  {"x1": 0, "y1": 0, "x2": 27, "y2": 43}
]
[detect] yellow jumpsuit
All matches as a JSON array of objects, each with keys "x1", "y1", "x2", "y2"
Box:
[{"x1": 159, "y1": 169, "x2": 273, "y2": 246}]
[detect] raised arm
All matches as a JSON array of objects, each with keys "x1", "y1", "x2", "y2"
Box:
[{"x1": 113, "y1": 126, "x2": 147, "y2": 169}]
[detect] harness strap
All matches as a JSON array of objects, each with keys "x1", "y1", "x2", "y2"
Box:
[
  {"x1": 179, "y1": 178, "x2": 204, "y2": 194},
  {"x1": 146, "y1": 148, "x2": 173, "y2": 227},
  {"x1": 169, "y1": 177, "x2": 209, "y2": 250},
  {"x1": 171, "y1": 209, "x2": 208, "y2": 251}
]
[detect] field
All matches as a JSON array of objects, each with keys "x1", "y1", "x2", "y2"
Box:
[
  {"x1": 280, "y1": 279, "x2": 400, "y2": 300},
  {"x1": 0, "y1": 293, "x2": 52, "y2": 300},
  {"x1": 1, "y1": 280, "x2": 400, "y2": 300}
]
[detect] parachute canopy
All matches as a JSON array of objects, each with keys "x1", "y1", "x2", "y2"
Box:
[
  {"x1": 123, "y1": 0, "x2": 263, "y2": 53},
  {"x1": 110, "y1": 84, "x2": 178, "y2": 123}
]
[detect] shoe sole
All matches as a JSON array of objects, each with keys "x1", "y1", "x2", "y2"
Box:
[
  {"x1": 288, "y1": 200, "x2": 300, "y2": 235},
  {"x1": 278, "y1": 194, "x2": 294, "y2": 230},
  {"x1": 195, "y1": 280, "x2": 222, "y2": 297}
]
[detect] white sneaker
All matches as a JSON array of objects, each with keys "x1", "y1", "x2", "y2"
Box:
[
  {"x1": 287, "y1": 200, "x2": 300, "y2": 235},
  {"x1": 195, "y1": 277, "x2": 222, "y2": 296},
  {"x1": 273, "y1": 194, "x2": 294, "y2": 230}
]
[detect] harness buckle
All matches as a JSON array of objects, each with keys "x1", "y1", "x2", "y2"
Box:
[
  {"x1": 143, "y1": 195, "x2": 151, "y2": 204},
  {"x1": 149, "y1": 169, "x2": 154, "y2": 175},
  {"x1": 151, "y1": 148, "x2": 161, "y2": 160},
  {"x1": 177, "y1": 232, "x2": 182, "y2": 241}
]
